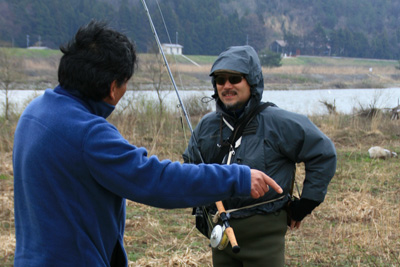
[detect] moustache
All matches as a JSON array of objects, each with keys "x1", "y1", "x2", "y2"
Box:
[{"x1": 221, "y1": 90, "x2": 238, "y2": 97}]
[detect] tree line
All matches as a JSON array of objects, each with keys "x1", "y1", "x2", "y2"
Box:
[
  {"x1": 0, "y1": 0, "x2": 262, "y2": 55},
  {"x1": 0, "y1": 0, "x2": 399, "y2": 59},
  {"x1": 283, "y1": 24, "x2": 399, "y2": 59}
]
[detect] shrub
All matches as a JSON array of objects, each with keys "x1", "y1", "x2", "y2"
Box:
[{"x1": 258, "y1": 49, "x2": 282, "y2": 68}]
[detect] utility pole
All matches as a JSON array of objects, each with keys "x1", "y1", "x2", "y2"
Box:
[{"x1": 26, "y1": 35, "x2": 30, "y2": 48}]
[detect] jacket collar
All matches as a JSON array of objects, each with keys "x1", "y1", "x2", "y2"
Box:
[
  {"x1": 216, "y1": 96, "x2": 257, "y2": 123},
  {"x1": 54, "y1": 85, "x2": 115, "y2": 119}
]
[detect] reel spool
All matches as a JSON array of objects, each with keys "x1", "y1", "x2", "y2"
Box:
[{"x1": 210, "y1": 225, "x2": 229, "y2": 250}]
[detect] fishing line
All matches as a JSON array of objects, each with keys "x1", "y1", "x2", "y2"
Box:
[
  {"x1": 154, "y1": 0, "x2": 192, "y2": 149},
  {"x1": 155, "y1": 0, "x2": 172, "y2": 44}
]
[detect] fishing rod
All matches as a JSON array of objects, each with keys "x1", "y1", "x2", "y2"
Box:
[
  {"x1": 140, "y1": 0, "x2": 240, "y2": 253},
  {"x1": 140, "y1": 0, "x2": 192, "y2": 133}
]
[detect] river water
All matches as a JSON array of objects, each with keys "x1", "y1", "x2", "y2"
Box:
[{"x1": 3, "y1": 87, "x2": 400, "y2": 116}]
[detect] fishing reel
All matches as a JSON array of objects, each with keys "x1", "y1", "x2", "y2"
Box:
[
  {"x1": 210, "y1": 225, "x2": 229, "y2": 250},
  {"x1": 209, "y1": 203, "x2": 241, "y2": 253}
]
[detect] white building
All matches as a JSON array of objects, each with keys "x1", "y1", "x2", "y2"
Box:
[
  {"x1": 27, "y1": 46, "x2": 49, "y2": 50},
  {"x1": 161, "y1": 43, "x2": 183, "y2": 55}
]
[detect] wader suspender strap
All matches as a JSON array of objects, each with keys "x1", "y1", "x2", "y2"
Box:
[
  {"x1": 212, "y1": 102, "x2": 274, "y2": 164},
  {"x1": 193, "y1": 102, "x2": 274, "y2": 238},
  {"x1": 211, "y1": 102, "x2": 283, "y2": 222}
]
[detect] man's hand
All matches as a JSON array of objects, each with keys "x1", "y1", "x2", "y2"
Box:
[
  {"x1": 289, "y1": 220, "x2": 302, "y2": 230},
  {"x1": 288, "y1": 198, "x2": 320, "y2": 229},
  {"x1": 250, "y1": 169, "x2": 283, "y2": 199}
]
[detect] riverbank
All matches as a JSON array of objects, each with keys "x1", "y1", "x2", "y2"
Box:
[{"x1": 2, "y1": 48, "x2": 400, "y2": 90}]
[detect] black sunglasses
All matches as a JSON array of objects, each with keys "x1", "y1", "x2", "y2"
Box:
[{"x1": 215, "y1": 75, "x2": 244, "y2": 85}]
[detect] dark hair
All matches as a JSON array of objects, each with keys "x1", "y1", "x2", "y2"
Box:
[{"x1": 58, "y1": 20, "x2": 137, "y2": 101}]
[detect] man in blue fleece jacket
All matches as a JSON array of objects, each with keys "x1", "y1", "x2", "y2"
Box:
[{"x1": 12, "y1": 21, "x2": 282, "y2": 266}]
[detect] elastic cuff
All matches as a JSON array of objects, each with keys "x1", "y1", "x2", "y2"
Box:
[{"x1": 290, "y1": 198, "x2": 320, "y2": 221}]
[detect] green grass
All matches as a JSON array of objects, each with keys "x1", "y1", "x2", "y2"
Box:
[
  {"x1": 180, "y1": 55, "x2": 217, "y2": 64},
  {"x1": 1, "y1": 46, "x2": 399, "y2": 68},
  {"x1": 0, "y1": 175, "x2": 11, "y2": 180},
  {"x1": 271, "y1": 73, "x2": 320, "y2": 83},
  {"x1": 2, "y1": 47, "x2": 61, "y2": 58},
  {"x1": 282, "y1": 55, "x2": 398, "y2": 67}
]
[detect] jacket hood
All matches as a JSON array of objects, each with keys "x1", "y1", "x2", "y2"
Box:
[{"x1": 210, "y1": 45, "x2": 264, "y2": 105}]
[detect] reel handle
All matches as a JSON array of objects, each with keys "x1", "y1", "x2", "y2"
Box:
[{"x1": 215, "y1": 201, "x2": 241, "y2": 253}]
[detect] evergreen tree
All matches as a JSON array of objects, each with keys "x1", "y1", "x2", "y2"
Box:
[{"x1": 259, "y1": 49, "x2": 282, "y2": 68}]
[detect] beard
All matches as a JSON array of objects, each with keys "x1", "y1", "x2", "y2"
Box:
[{"x1": 223, "y1": 100, "x2": 247, "y2": 111}]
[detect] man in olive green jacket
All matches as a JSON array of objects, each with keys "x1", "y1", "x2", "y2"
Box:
[{"x1": 183, "y1": 45, "x2": 337, "y2": 267}]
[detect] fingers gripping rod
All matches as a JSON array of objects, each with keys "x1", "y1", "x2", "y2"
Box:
[{"x1": 140, "y1": 0, "x2": 240, "y2": 253}]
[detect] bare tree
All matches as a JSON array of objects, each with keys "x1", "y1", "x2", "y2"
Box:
[
  {"x1": 0, "y1": 48, "x2": 22, "y2": 120},
  {"x1": 142, "y1": 44, "x2": 171, "y2": 116},
  {"x1": 320, "y1": 99, "x2": 337, "y2": 115}
]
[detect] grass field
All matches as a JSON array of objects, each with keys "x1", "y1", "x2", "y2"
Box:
[
  {"x1": 116, "y1": 109, "x2": 400, "y2": 266},
  {"x1": 0, "y1": 48, "x2": 400, "y2": 266},
  {"x1": 1, "y1": 97, "x2": 399, "y2": 266}
]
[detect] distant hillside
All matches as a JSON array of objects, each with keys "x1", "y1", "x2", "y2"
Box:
[{"x1": 0, "y1": 0, "x2": 399, "y2": 59}]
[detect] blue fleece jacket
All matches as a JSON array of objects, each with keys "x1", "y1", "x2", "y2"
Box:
[{"x1": 13, "y1": 85, "x2": 251, "y2": 266}]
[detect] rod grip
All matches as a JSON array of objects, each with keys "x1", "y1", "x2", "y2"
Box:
[
  {"x1": 224, "y1": 227, "x2": 240, "y2": 253},
  {"x1": 215, "y1": 201, "x2": 240, "y2": 253},
  {"x1": 215, "y1": 201, "x2": 226, "y2": 213}
]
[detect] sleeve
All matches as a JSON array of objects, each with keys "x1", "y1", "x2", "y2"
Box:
[
  {"x1": 289, "y1": 198, "x2": 320, "y2": 221},
  {"x1": 82, "y1": 121, "x2": 251, "y2": 209},
  {"x1": 275, "y1": 110, "x2": 337, "y2": 203}
]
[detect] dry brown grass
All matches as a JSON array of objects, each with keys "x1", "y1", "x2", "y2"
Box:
[
  {"x1": 121, "y1": 110, "x2": 400, "y2": 266},
  {"x1": 170, "y1": 62, "x2": 400, "y2": 91},
  {"x1": 264, "y1": 65, "x2": 394, "y2": 75},
  {"x1": 172, "y1": 64, "x2": 212, "y2": 75},
  {"x1": 0, "y1": 176, "x2": 14, "y2": 264},
  {"x1": 1, "y1": 106, "x2": 400, "y2": 266}
]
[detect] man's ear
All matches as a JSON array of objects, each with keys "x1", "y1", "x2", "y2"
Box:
[
  {"x1": 109, "y1": 80, "x2": 118, "y2": 101},
  {"x1": 103, "y1": 80, "x2": 118, "y2": 104}
]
